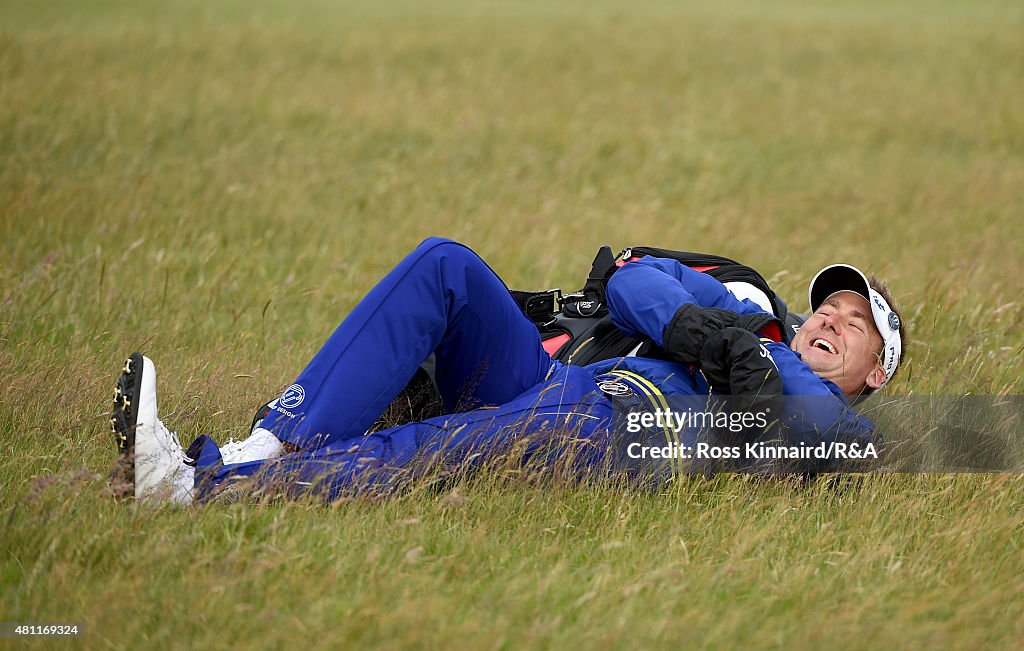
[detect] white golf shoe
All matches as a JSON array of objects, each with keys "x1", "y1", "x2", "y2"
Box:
[
  {"x1": 110, "y1": 353, "x2": 194, "y2": 505},
  {"x1": 219, "y1": 427, "x2": 284, "y2": 465}
]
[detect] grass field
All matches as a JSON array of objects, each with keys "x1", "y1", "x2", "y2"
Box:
[{"x1": 2, "y1": 0, "x2": 1023, "y2": 648}]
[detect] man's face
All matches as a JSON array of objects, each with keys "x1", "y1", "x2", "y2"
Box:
[{"x1": 790, "y1": 290, "x2": 886, "y2": 396}]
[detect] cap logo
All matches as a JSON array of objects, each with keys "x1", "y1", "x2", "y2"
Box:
[{"x1": 887, "y1": 312, "x2": 900, "y2": 332}]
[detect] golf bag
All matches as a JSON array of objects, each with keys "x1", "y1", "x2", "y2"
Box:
[{"x1": 510, "y1": 245, "x2": 801, "y2": 366}]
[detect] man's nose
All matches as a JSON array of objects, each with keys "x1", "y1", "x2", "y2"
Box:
[{"x1": 822, "y1": 312, "x2": 843, "y2": 333}]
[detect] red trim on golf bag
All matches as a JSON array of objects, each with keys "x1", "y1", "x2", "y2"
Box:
[
  {"x1": 618, "y1": 258, "x2": 719, "y2": 274},
  {"x1": 542, "y1": 333, "x2": 571, "y2": 356}
]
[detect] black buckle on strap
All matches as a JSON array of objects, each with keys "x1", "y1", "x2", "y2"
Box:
[{"x1": 524, "y1": 289, "x2": 562, "y2": 323}]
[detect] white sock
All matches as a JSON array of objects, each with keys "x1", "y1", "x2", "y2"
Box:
[{"x1": 220, "y1": 427, "x2": 285, "y2": 465}]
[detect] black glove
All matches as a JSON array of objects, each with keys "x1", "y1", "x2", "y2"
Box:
[
  {"x1": 699, "y1": 326, "x2": 785, "y2": 443},
  {"x1": 699, "y1": 327, "x2": 783, "y2": 397},
  {"x1": 662, "y1": 304, "x2": 781, "y2": 365}
]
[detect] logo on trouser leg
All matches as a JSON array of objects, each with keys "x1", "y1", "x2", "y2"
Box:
[{"x1": 280, "y1": 384, "x2": 305, "y2": 409}]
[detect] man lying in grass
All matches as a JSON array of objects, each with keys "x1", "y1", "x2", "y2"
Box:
[{"x1": 109, "y1": 237, "x2": 905, "y2": 504}]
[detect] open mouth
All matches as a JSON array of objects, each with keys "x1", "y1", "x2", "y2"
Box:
[{"x1": 811, "y1": 338, "x2": 838, "y2": 355}]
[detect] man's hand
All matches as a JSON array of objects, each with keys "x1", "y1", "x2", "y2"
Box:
[
  {"x1": 662, "y1": 306, "x2": 784, "y2": 432},
  {"x1": 662, "y1": 304, "x2": 781, "y2": 364},
  {"x1": 699, "y1": 327, "x2": 783, "y2": 397},
  {"x1": 701, "y1": 327, "x2": 785, "y2": 444}
]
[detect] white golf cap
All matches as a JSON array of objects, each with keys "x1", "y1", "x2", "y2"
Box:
[{"x1": 808, "y1": 264, "x2": 903, "y2": 385}]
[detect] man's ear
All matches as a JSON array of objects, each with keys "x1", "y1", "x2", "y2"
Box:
[{"x1": 865, "y1": 364, "x2": 886, "y2": 391}]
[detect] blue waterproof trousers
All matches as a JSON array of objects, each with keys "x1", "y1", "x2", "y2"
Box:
[{"x1": 190, "y1": 238, "x2": 614, "y2": 499}]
